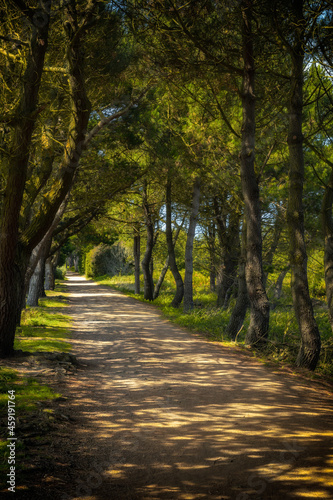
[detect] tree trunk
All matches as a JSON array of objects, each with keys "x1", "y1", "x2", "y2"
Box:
[
  {"x1": 286, "y1": 0, "x2": 320, "y2": 370},
  {"x1": 240, "y1": 1, "x2": 270, "y2": 346},
  {"x1": 38, "y1": 256, "x2": 47, "y2": 299},
  {"x1": 274, "y1": 266, "x2": 290, "y2": 301},
  {"x1": 166, "y1": 178, "x2": 184, "y2": 308},
  {"x1": 141, "y1": 181, "x2": 155, "y2": 301},
  {"x1": 183, "y1": 177, "x2": 201, "y2": 313},
  {"x1": 322, "y1": 170, "x2": 333, "y2": 329},
  {"x1": 133, "y1": 230, "x2": 141, "y2": 294},
  {"x1": 25, "y1": 203, "x2": 65, "y2": 307},
  {"x1": 153, "y1": 224, "x2": 182, "y2": 300},
  {"x1": 207, "y1": 222, "x2": 216, "y2": 292},
  {"x1": 27, "y1": 258, "x2": 44, "y2": 307},
  {"x1": 263, "y1": 208, "x2": 284, "y2": 287},
  {"x1": 45, "y1": 250, "x2": 60, "y2": 291},
  {"x1": 0, "y1": 5, "x2": 51, "y2": 357},
  {"x1": 226, "y1": 220, "x2": 249, "y2": 340},
  {"x1": 74, "y1": 255, "x2": 79, "y2": 272},
  {"x1": 27, "y1": 238, "x2": 52, "y2": 306},
  {"x1": 214, "y1": 198, "x2": 241, "y2": 308}
]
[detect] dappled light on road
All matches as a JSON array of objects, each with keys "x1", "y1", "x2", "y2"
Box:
[{"x1": 64, "y1": 274, "x2": 333, "y2": 499}]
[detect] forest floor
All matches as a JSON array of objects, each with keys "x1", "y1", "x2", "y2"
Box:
[{"x1": 2, "y1": 272, "x2": 333, "y2": 500}]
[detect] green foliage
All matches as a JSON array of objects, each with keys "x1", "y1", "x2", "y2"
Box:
[{"x1": 85, "y1": 242, "x2": 133, "y2": 278}]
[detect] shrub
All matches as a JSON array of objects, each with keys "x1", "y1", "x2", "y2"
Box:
[{"x1": 85, "y1": 242, "x2": 133, "y2": 278}]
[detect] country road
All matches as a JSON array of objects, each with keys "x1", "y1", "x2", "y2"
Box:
[{"x1": 15, "y1": 273, "x2": 333, "y2": 499}]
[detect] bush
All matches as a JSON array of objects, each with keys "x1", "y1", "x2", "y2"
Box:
[
  {"x1": 85, "y1": 242, "x2": 133, "y2": 278},
  {"x1": 55, "y1": 266, "x2": 65, "y2": 280}
]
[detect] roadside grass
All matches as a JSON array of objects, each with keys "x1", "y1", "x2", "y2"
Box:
[
  {"x1": 14, "y1": 286, "x2": 71, "y2": 354},
  {"x1": 94, "y1": 271, "x2": 333, "y2": 378},
  {"x1": 0, "y1": 280, "x2": 71, "y2": 481}
]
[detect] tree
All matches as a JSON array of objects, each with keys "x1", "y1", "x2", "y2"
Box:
[
  {"x1": 240, "y1": 0, "x2": 270, "y2": 346},
  {"x1": 273, "y1": 0, "x2": 321, "y2": 369},
  {"x1": 0, "y1": 0, "x2": 148, "y2": 356},
  {"x1": 183, "y1": 176, "x2": 201, "y2": 312}
]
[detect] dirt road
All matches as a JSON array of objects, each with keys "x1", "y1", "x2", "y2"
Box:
[{"x1": 14, "y1": 274, "x2": 333, "y2": 499}]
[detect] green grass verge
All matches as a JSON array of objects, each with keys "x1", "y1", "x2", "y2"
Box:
[{"x1": 0, "y1": 281, "x2": 71, "y2": 481}]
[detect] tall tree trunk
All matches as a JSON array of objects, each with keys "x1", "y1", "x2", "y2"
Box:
[
  {"x1": 240, "y1": 0, "x2": 270, "y2": 346},
  {"x1": 133, "y1": 230, "x2": 140, "y2": 294},
  {"x1": 38, "y1": 257, "x2": 47, "y2": 299},
  {"x1": 274, "y1": 266, "x2": 290, "y2": 301},
  {"x1": 214, "y1": 200, "x2": 241, "y2": 308},
  {"x1": 263, "y1": 209, "x2": 284, "y2": 287},
  {"x1": 322, "y1": 170, "x2": 333, "y2": 329},
  {"x1": 26, "y1": 237, "x2": 53, "y2": 307},
  {"x1": 0, "y1": 4, "x2": 51, "y2": 356},
  {"x1": 133, "y1": 229, "x2": 141, "y2": 294},
  {"x1": 141, "y1": 186, "x2": 154, "y2": 300},
  {"x1": 153, "y1": 224, "x2": 182, "y2": 300},
  {"x1": 183, "y1": 177, "x2": 201, "y2": 313},
  {"x1": 45, "y1": 257, "x2": 54, "y2": 291},
  {"x1": 45, "y1": 250, "x2": 60, "y2": 291},
  {"x1": 207, "y1": 222, "x2": 216, "y2": 292},
  {"x1": 286, "y1": 0, "x2": 320, "y2": 370},
  {"x1": 27, "y1": 259, "x2": 44, "y2": 307},
  {"x1": 166, "y1": 178, "x2": 184, "y2": 308},
  {"x1": 226, "y1": 220, "x2": 249, "y2": 340}
]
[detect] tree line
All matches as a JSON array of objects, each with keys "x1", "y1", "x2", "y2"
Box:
[{"x1": 0, "y1": 0, "x2": 332, "y2": 371}]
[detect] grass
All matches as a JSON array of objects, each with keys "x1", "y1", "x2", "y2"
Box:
[
  {"x1": 0, "y1": 280, "x2": 71, "y2": 481},
  {"x1": 14, "y1": 286, "x2": 72, "y2": 354},
  {"x1": 93, "y1": 270, "x2": 333, "y2": 379}
]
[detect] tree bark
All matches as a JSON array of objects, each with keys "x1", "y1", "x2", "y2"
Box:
[
  {"x1": 141, "y1": 186, "x2": 155, "y2": 301},
  {"x1": 133, "y1": 229, "x2": 141, "y2": 294},
  {"x1": 183, "y1": 177, "x2": 201, "y2": 313},
  {"x1": 166, "y1": 178, "x2": 184, "y2": 308},
  {"x1": 274, "y1": 266, "x2": 290, "y2": 301},
  {"x1": 0, "y1": 3, "x2": 51, "y2": 356},
  {"x1": 263, "y1": 218, "x2": 283, "y2": 289},
  {"x1": 286, "y1": 0, "x2": 320, "y2": 370},
  {"x1": 27, "y1": 259, "x2": 44, "y2": 307},
  {"x1": 214, "y1": 198, "x2": 241, "y2": 308},
  {"x1": 207, "y1": 221, "x2": 216, "y2": 292},
  {"x1": 153, "y1": 224, "x2": 182, "y2": 300},
  {"x1": 226, "y1": 220, "x2": 249, "y2": 340},
  {"x1": 45, "y1": 250, "x2": 60, "y2": 291},
  {"x1": 45, "y1": 257, "x2": 54, "y2": 291},
  {"x1": 322, "y1": 170, "x2": 333, "y2": 329},
  {"x1": 240, "y1": 0, "x2": 270, "y2": 346}
]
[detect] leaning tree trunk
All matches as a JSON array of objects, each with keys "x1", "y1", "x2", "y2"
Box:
[
  {"x1": 183, "y1": 177, "x2": 201, "y2": 313},
  {"x1": 240, "y1": 0, "x2": 270, "y2": 346},
  {"x1": 166, "y1": 178, "x2": 184, "y2": 308},
  {"x1": 286, "y1": 0, "x2": 320, "y2": 370}
]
